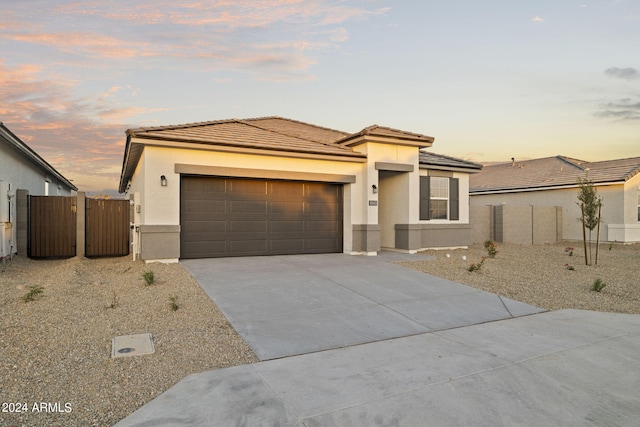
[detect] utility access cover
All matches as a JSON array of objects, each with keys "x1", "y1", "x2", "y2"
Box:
[{"x1": 112, "y1": 333, "x2": 155, "y2": 358}]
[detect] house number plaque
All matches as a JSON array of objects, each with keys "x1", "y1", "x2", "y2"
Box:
[{"x1": 368, "y1": 200, "x2": 378, "y2": 206}]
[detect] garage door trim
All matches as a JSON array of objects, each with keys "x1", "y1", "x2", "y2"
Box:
[{"x1": 175, "y1": 164, "x2": 356, "y2": 184}]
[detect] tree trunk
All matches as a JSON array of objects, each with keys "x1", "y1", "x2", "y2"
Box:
[
  {"x1": 595, "y1": 204, "x2": 601, "y2": 266},
  {"x1": 581, "y1": 203, "x2": 588, "y2": 266}
]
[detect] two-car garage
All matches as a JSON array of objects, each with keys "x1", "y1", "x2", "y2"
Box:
[{"x1": 180, "y1": 176, "x2": 343, "y2": 258}]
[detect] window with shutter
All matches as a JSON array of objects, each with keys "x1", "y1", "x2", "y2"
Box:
[{"x1": 420, "y1": 176, "x2": 460, "y2": 221}]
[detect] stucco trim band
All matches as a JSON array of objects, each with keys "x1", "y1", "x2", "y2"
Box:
[
  {"x1": 352, "y1": 224, "x2": 381, "y2": 253},
  {"x1": 174, "y1": 164, "x2": 356, "y2": 184},
  {"x1": 375, "y1": 162, "x2": 414, "y2": 172},
  {"x1": 139, "y1": 225, "x2": 180, "y2": 260}
]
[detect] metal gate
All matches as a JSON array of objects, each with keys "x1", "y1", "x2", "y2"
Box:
[
  {"x1": 28, "y1": 196, "x2": 77, "y2": 257},
  {"x1": 85, "y1": 198, "x2": 130, "y2": 257}
]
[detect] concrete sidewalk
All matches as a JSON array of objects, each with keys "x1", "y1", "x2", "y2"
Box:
[
  {"x1": 115, "y1": 310, "x2": 640, "y2": 426},
  {"x1": 181, "y1": 253, "x2": 543, "y2": 360}
]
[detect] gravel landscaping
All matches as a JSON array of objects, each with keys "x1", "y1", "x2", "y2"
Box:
[
  {"x1": 0, "y1": 256, "x2": 257, "y2": 427},
  {"x1": 401, "y1": 242, "x2": 640, "y2": 315},
  {"x1": 1, "y1": 242, "x2": 638, "y2": 426}
]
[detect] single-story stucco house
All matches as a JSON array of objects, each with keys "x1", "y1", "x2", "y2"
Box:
[
  {"x1": 118, "y1": 116, "x2": 482, "y2": 262},
  {"x1": 469, "y1": 155, "x2": 640, "y2": 243},
  {"x1": 1, "y1": 122, "x2": 77, "y2": 259}
]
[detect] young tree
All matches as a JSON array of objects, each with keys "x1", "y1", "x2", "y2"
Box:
[{"x1": 577, "y1": 173, "x2": 603, "y2": 266}]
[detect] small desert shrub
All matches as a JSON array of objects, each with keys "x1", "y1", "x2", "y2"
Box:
[
  {"x1": 168, "y1": 295, "x2": 180, "y2": 311},
  {"x1": 22, "y1": 285, "x2": 44, "y2": 302},
  {"x1": 108, "y1": 291, "x2": 118, "y2": 309},
  {"x1": 142, "y1": 270, "x2": 155, "y2": 285},
  {"x1": 591, "y1": 278, "x2": 606, "y2": 292},
  {"x1": 565, "y1": 246, "x2": 574, "y2": 256},
  {"x1": 564, "y1": 264, "x2": 575, "y2": 271},
  {"x1": 484, "y1": 240, "x2": 498, "y2": 258},
  {"x1": 468, "y1": 257, "x2": 486, "y2": 272}
]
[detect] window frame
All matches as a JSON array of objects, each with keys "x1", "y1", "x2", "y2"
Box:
[
  {"x1": 420, "y1": 175, "x2": 460, "y2": 221},
  {"x1": 429, "y1": 176, "x2": 449, "y2": 220}
]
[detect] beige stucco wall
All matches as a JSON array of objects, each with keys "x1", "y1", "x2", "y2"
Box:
[
  {"x1": 418, "y1": 169, "x2": 471, "y2": 224},
  {"x1": 127, "y1": 142, "x2": 369, "y2": 255},
  {"x1": 379, "y1": 171, "x2": 410, "y2": 248},
  {"x1": 352, "y1": 142, "x2": 420, "y2": 228},
  {"x1": 125, "y1": 138, "x2": 478, "y2": 259},
  {"x1": 471, "y1": 180, "x2": 639, "y2": 242}
]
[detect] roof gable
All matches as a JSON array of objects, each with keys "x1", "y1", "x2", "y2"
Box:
[
  {"x1": 0, "y1": 122, "x2": 77, "y2": 191},
  {"x1": 126, "y1": 117, "x2": 358, "y2": 157},
  {"x1": 338, "y1": 124, "x2": 434, "y2": 147}
]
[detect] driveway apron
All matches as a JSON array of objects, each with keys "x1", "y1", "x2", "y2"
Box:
[
  {"x1": 115, "y1": 309, "x2": 640, "y2": 427},
  {"x1": 180, "y1": 252, "x2": 543, "y2": 360}
]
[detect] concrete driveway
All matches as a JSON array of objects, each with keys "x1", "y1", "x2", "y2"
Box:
[
  {"x1": 180, "y1": 252, "x2": 543, "y2": 360},
  {"x1": 115, "y1": 253, "x2": 640, "y2": 426}
]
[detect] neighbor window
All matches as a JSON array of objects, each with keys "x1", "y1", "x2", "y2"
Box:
[{"x1": 420, "y1": 176, "x2": 459, "y2": 221}]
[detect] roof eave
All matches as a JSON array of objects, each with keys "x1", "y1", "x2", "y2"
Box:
[
  {"x1": 339, "y1": 134, "x2": 434, "y2": 148},
  {"x1": 419, "y1": 164, "x2": 483, "y2": 173},
  {"x1": 470, "y1": 179, "x2": 626, "y2": 195},
  {"x1": 1, "y1": 123, "x2": 78, "y2": 191}
]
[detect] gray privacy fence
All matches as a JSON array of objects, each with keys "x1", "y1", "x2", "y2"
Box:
[{"x1": 471, "y1": 205, "x2": 563, "y2": 245}]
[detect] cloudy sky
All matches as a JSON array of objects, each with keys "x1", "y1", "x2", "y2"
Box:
[{"x1": 1, "y1": 0, "x2": 639, "y2": 192}]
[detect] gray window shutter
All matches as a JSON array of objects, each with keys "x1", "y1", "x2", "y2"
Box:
[
  {"x1": 449, "y1": 178, "x2": 459, "y2": 221},
  {"x1": 420, "y1": 176, "x2": 430, "y2": 220}
]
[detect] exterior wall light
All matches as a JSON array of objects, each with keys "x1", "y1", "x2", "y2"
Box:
[
  {"x1": 372, "y1": 184, "x2": 378, "y2": 194},
  {"x1": 160, "y1": 175, "x2": 168, "y2": 187}
]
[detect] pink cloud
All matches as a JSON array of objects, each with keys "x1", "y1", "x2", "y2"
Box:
[
  {"x1": 4, "y1": 1, "x2": 389, "y2": 80},
  {"x1": 7, "y1": 32, "x2": 154, "y2": 59},
  {"x1": 0, "y1": 61, "x2": 152, "y2": 191}
]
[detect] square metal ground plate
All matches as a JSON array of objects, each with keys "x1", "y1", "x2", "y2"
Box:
[{"x1": 112, "y1": 333, "x2": 155, "y2": 358}]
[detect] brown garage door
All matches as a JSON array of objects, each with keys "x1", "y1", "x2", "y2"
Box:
[{"x1": 180, "y1": 176, "x2": 343, "y2": 258}]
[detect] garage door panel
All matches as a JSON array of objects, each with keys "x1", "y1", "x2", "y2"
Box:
[
  {"x1": 184, "y1": 200, "x2": 226, "y2": 214},
  {"x1": 306, "y1": 220, "x2": 340, "y2": 232},
  {"x1": 306, "y1": 183, "x2": 339, "y2": 197},
  {"x1": 270, "y1": 181, "x2": 304, "y2": 195},
  {"x1": 269, "y1": 239, "x2": 305, "y2": 252},
  {"x1": 269, "y1": 201, "x2": 304, "y2": 215},
  {"x1": 230, "y1": 200, "x2": 267, "y2": 213},
  {"x1": 270, "y1": 220, "x2": 304, "y2": 232},
  {"x1": 229, "y1": 180, "x2": 267, "y2": 194},
  {"x1": 183, "y1": 240, "x2": 227, "y2": 257},
  {"x1": 181, "y1": 176, "x2": 342, "y2": 258},
  {"x1": 229, "y1": 240, "x2": 268, "y2": 255},
  {"x1": 306, "y1": 238, "x2": 342, "y2": 251},
  {"x1": 230, "y1": 221, "x2": 267, "y2": 233},
  {"x1": 181, "y1": 220, "x2": 226, "y2": 233},
  {"x1": 182, "y1": 177, "x2": 227, "y2": 193},
  {"x1": 306, "y1": 202, "x2": 340, "y2": 215}
]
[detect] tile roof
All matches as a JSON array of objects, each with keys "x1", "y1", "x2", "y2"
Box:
[
  {"x1": 337, "y1": 124, "x2": 434, "y2": 146},
  {"x1": 419, "y1": 151, "x2": 483, "y2": 172},
  {"x1": 470, "y1": 155, "x2": 640, "y2": 193},
  {"x1": 127, "y1": 117, "x2": 358, "y2": 157},
  {"x1": 119, "y1": 116, "x2": 450, "y2": 192}
]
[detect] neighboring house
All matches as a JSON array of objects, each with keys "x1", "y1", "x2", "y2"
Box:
[
  {"x1": 469, "y1": 155, "x2": 640, "y2": 243},
  {"x1": 1, "y1": 122, "x2": 78, "y2": 258},
  {"x1": 118, "y1": 116, "x2": 482, "y2": 262}
]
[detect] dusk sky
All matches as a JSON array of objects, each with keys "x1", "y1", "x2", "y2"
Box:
[{"x1": 1, "y1": 1, "x2": 638, "y2": 192}]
